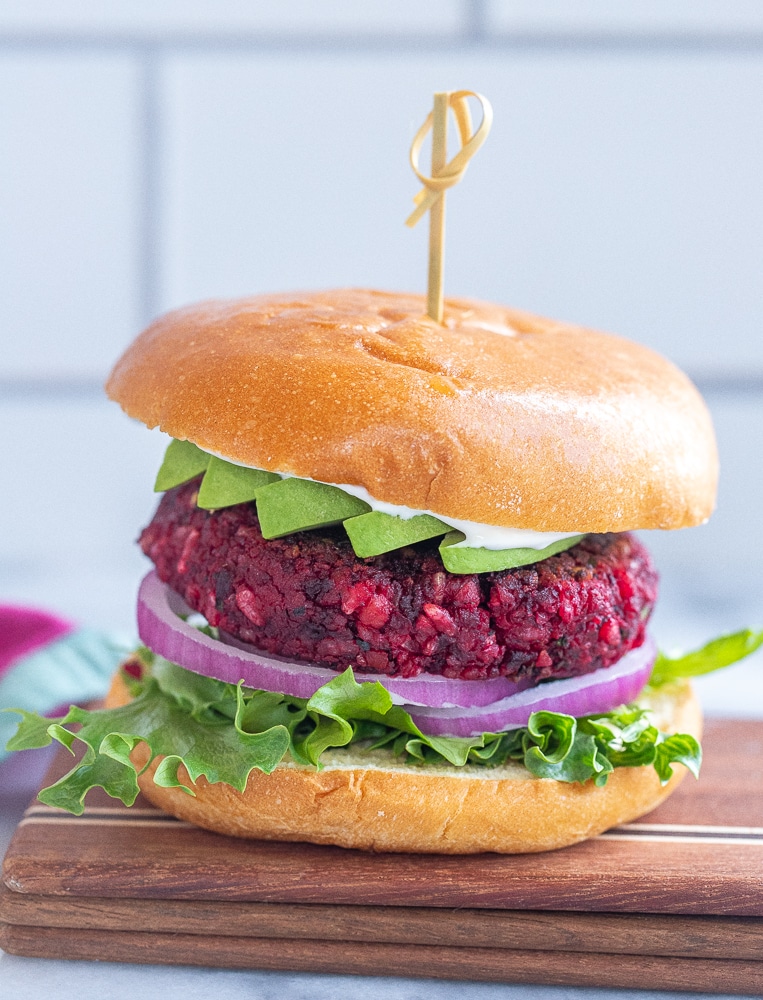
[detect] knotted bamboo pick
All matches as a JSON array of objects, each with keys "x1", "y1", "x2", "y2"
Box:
[{"x1": 406, "y1": 91, "x2": 493, "y2": 323}]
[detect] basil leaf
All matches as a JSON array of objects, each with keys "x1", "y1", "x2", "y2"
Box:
[{"x1": 650, "y1": 628, "x2": 763, "y2": 687}]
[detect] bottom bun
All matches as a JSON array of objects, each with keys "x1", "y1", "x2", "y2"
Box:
[{"x1": 105, "y1": 672, "x2": 701, "y2": 854}]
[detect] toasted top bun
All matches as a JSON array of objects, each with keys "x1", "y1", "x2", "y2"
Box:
[
  {"x1": 106, "y1": 671, "x2": 701, "y2": 854},
  {"x1": 106, "y1": 288, "x2": 717, "y2": 532}
]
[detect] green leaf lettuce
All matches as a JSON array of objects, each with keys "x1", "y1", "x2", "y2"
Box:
[{"x1": 5, "y1": 647, "x2": 712, "y2": 815}]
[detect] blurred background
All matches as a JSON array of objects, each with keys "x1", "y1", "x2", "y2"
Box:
[{"x1": 1, "y1": 0, "x2": 762, "y2": 716}]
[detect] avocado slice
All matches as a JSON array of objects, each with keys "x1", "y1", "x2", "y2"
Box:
[
  {"x1": 439, "y1": 531, "x2": 585, "y2": 574},
  {"x1": 344, "y1": 510, "x2": 450, "y2": 558},
  {"x1": 197, "y1": 457, "x2": 280, "y2": 509},
  {"x1": 255, "y1": 478, "x2": 371, "y2": 539},
  {"x1": 153, "y1": 441, "x2": 585, "y2": 572},
  {"x1": 154, "y1": 439, "x2": 210, "y2": 492}
]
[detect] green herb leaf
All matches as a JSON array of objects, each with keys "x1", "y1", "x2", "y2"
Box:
[
  {"x1": 649, "y1": 629, "x2": 763, "y2": 687},
  {"x1": 653, "y1": 733, "x2": 702, "y2": 784}
]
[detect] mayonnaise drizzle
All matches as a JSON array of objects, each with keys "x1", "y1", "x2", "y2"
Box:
[{"x1": 205, "y1": 450, "x2": 580, "y2": 552}]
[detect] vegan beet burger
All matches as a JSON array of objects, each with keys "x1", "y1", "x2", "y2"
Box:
[{"x1": 9, "y1": 288, "x2": 725, "y2": 853}]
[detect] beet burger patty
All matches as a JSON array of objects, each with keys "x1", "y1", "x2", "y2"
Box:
[{"x1": 140, "y1": 477, "x2": 658, "y2": 684}]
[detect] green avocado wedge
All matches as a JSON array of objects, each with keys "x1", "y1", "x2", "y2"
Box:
[
  {"x1": 154, "y1": 439, "x2": 210, "y2": 492},
  {"x1": 344, "y1": 510, "x2": 450, "y2": 557},
  {"x1": 197, "y1": 457, "x2": 280, "y2": 509},
  {"x1": 154, "y1": 440, "x2": 587, "y2": 572},
  {"x1": 255, "y1": 477, "x2": 371, "y2": 539},
  {"x1": 439, "y1": 531, "x2": 585, "y2": 574}
]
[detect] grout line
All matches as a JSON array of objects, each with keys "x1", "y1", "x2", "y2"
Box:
[
  {"x1": 691, "y1": 375, "x2": 763, "y2": 396},
  {"x1": 137, "y1": 50, "x2": 161, "y2": 326},
  {"x1": 0, "y1": 34, "x2": 466, "y2": 55},
  {"x1": 0, "y1": 379, "x2": 107, "y2": 398},
  {"x1": 3, "y1": 375, "x2": 763, "y2": 401},
  {"x1": 464, "y1": 0, "x2": 489, "y2": 43},
  {"x1": 3, "y1": 32, "x2": 763, "y2": 55}
]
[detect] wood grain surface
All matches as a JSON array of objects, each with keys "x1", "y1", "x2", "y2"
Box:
[
  {"x1": 2, "y1": 884, "x2": 763, "y2": 961},
  {"x1": 3, "y1": 719, "x2": 763, "y2": 915},
  {"x1": 2, "y1": 923, "x2": 762, "y2": 994}
]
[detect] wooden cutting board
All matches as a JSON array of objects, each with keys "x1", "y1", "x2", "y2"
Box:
[{"x1": 2, "y1": 717, "x2": 763, "y2": 993}]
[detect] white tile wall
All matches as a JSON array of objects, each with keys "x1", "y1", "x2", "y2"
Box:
[
  {"x1": 0, "y1": 53, "x2": 142, "y2": 379},
  {"x1": 644, "y1": 391, "x2": 763, "y2": 716},
  {"x1": 0, "y1": 397, "x2": 166, "y2": 633},
  {"x1": 0, "y1": 9, "x2": 761, "y2": 715},
  {"x1": 159, "y1": 51, "x2": 763, "y2": 377}
]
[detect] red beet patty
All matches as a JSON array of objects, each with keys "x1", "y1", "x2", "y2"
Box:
[{"x1": 140, "y1": 479, "x2": 658, "y2": 683}]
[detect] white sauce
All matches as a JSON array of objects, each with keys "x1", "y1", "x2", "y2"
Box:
[{"x1": 205, "y1": 449, "x2": 580, "y2": 551}]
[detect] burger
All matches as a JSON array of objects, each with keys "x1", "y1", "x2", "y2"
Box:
[{"x1": 10, "y1": 288, "x2": 752, "y2": 853}]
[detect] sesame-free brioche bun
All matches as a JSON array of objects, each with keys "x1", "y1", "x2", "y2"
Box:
[
  {"x1": 106, "y1": 289, "x2": 717, "y2": 533},
  {"x1": 105, "y1": 671, "x2": 701, "y2": 855}
]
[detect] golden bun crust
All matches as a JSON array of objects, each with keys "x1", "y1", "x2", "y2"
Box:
[
  {"x1": 106, "y1": 289, "x2": 717, "y2": 532},
  {"x1": 105, "y1": 671, "x2": 702, "y2": 854}
]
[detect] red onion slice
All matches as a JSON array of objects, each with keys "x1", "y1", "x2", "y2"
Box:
[
  {"x1": 137, "y1": 572, "x2": 654, "y2": 724},
  {"x1": 408, "y1": 637, "x2": 657, "y2": 737},
  {"x1": 137, "y1": 572, "x2": 528, "y2": 708}
]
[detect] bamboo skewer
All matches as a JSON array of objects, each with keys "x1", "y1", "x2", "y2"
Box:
[
  {"x1": 427, "y1": 93, "x2": 449, "y2": 323},
  {"x1": 406, "y1": 91, "x2": 493, "y2": 323}
]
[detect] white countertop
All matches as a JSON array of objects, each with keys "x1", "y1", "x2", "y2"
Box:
[{"x1": 1, "y1": 955, "x2": 755, "y2": 1000}]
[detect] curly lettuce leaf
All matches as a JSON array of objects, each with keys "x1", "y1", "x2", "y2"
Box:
[
  {"x1": 6, "y1": 672, "x2": 291, "y2": 814},
  {"x1": 297, "y1": 667, "x2": 499, "y2": 767},
  {"x1": 6, "y1": 652, "x2": 706, "y2": 814},
  {"x1": 653, "y1": 733, "x2": 702, "y2": 783},
  {"x1": 649, "y1": 628, "x2": 763, "y2": 687}
]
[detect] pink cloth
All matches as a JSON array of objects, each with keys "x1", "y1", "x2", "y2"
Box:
[{"x1": 0, "y1": 605, "x2": 75, "y2": 677}]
